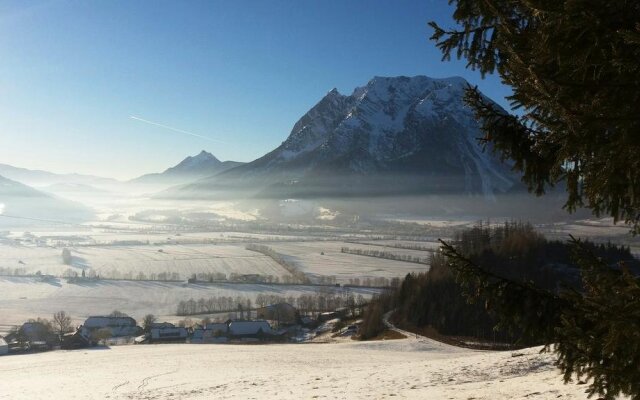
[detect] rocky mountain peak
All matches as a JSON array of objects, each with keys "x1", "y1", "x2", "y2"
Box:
[
  {"x1": 182, "y1": 75, "x2": 518, "y2": 199},
  {"x1": 170, "y1": 151, "x2": 221, "y2": 172}
]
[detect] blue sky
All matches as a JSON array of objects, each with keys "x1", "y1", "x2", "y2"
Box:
[{"x1": 0, "y1": 0, "x2": 511, "y2": 180}]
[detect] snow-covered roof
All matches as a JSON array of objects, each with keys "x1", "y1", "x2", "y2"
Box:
[
  {"x1": 84, "y1": 316, "x2": 137, "y2": 328},
  {"x1": 150, "y1": 322, "x2": 175, "y2": 329},
  {"x1": 151, "y1": 327, "x2": 187, "y2": 339},
  {"x1": 228, "y1": 320, "x2": 273, "y2": 336}
]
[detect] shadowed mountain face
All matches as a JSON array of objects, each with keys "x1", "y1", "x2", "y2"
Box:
[
  {"x1": 169, "y1": 75, "x2": 520, "y2": 200},
  {"x1": 132, "y1": 151, "x2": 243, "y2": 185},
  {"x1": 0, "y1": 175, "x2": 93, "y2": 226}
]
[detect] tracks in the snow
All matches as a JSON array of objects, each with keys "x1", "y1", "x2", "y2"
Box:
[{"x1": 137, "y1": 370, "x2": 178, "y2": 392}]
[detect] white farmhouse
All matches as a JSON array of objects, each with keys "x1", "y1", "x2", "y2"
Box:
[
  {"x1": 83, "y1": 316, "x2": 139, "y2": 337},
  {"x1": 228, "y1": 320, "x2": 274, "y2": 338}
]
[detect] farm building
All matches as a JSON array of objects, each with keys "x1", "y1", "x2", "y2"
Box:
[
  {"x1": 205, "y1": 322, "x2": 229, "y2": 335},
  {"x1": 150, "y1": 325, "x2": 188, "y2": 343},
  {"x1": 228, "y1": 320, "x2": 275, "y2": 338},
  {"x1": 20, "y1": 322, "x2": 58, "y2": 343},
  {"x1": 61, "y1": 329, "x2": 91, "y2": 350},
  {"x1": 0, "y1": 337, "x2": 8, "y2": 355},
  {"x1": 149, "y1": 322, "x2": 175, "y2": 329},
  {"x1": 190, "y1": 328, "x2": 228, "y2": 344},
  {"x1": 256, "y1": 303, "x2": 298, "y2": 326},
  {"x1": 317, "y1": 308, "x2": 348, "y2": 323},
  {"x1": 4, "y1": 321, "x2": 59, "y2": 351},
  {"x1": 83, "y1": 316, "x2": 139, "y2": 337}
]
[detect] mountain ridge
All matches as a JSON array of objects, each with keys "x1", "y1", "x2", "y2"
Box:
[
  {"x1": 0, "y1": 163, "x2": 118, "y2": 188},
  {"x1": 168, "y1": 75, "x2": 519, "y2": 199},
  {"x1": 0, "y1": 174, "x2": 93, "y2": 225},
  {"x1": 131, "y1": 150, "x2": 244, "y2": 185}
]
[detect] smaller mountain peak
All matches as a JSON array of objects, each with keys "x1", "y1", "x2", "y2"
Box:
[
  {"x1": 187, "y1": 150, "x2": 220, "y2": 163},
  {"x1": 195, "y1": 150, "x2": 213, "y2": 157},
  {"x1": 169, "y1": 151, "x2": 221, "y2": 172}
]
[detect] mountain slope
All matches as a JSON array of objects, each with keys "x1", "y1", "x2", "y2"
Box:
[
  {"x1": 0, "y1": 163, "x2": 118, "y2": 188},
  {"x1": 132, "y1": 151, "x2": 243, "y2": 185},
  {"x1": 171, "y1": 75, "x2": 518, "y2": 199},
  {"x1": 0, "y1": 175, "x2": 93, "y2": 225}
]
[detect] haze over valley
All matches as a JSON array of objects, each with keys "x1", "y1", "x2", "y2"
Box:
[
  {"x1": 2, "y1": 2, "x2": 638, "y2": 399},
  {"x1": 0, "y1": 75, "x2": 590, "y2": 229}
]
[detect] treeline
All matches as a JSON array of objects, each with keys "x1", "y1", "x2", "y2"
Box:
[
  {"x1": 346, "y1": 241, "x2": 436, "y2": 252},
  {"x1": 361, "y1": 221, "x2": 638, "y2": 345},
  {"x1": 177, "y1": 296, "x2": 254, "y2": 316},
  {"x1": 341, "y1": 247, "x2": 429, "y2": 264},
  {"x1": 61, "y1": 269, "x2": 288, "y2": 284},
  {"x1": 0, "y1": 267, "x2": 390, "y2": 289},
  {"x1": 245, "y1": 244, "x2": 310, "y2": 284},
  {"x1": 177, "y1": 291, "x2": 367, "y2": 317},
  {"x1": 61, "y1": 268, "x2": 182, "y2": 282},
  {"x1": 345, "y1": 276, "x2": 397, "y2": 288}
]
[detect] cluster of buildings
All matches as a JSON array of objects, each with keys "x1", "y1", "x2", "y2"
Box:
[
  {"x1": 1, "y1": 321, "x2": 59, "y2": 353},
  {"x1": 143, "y1": 319, "x2": 286, "y2": 345},
  {"x1": 142, "y1": 303, "x2": 303, "y2": 344},
  {"x1": 1, "y1": 303, "x2": 321, "y2": 354}
]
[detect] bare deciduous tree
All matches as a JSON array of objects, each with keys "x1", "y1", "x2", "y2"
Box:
[
  {"x1": 52, "y1": 311, "x2": 72, "y2": 336},
  {"x1": 109, "y1": 310, "x2": 128, "y2": 318},
  {"x1": 142, "y1": 314, "x2": 156, "y2": 333}
]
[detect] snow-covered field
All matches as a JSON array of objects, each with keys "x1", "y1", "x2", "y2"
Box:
[
  {"x1": 269, "y1": 241, "x2": 431, "y2": 281},
  {"x1": 0, "y1": 277, "x2": 380, "y2": 329},
  {"x1": 0, "y1": 233, "x2": 431, "y2": 329},
  {"x1": 0, "y1": 243, "x2": 289, "y2": 278},
  {"x1": 0, "y1": 238, "x2": 432, "y2": 283},
  {"x1": 0, "y1": 339, "x2": 591, "y2": 400}
]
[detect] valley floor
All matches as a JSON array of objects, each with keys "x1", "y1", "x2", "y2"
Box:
[{"x1": 0, "y1": 337, "x2": 593, "y2": 400}]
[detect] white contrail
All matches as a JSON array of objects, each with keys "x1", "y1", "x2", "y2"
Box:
[{"x1": 129, "y1": 115, "x2": 226, "y2": 143}]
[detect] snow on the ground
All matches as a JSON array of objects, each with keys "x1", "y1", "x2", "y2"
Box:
[
  {"x1": 0, "y1": 243, "x2": 292, "y2": 278},
  {"x1": 0, "y1": 341, "x2": 592, "y2": 400},
  {"x1": 0, "y1": 239, "x2": 432, "y2": 282},
  {"x1": 269, "y1": 241, "x2": 431, "y2": 282},
  {"x1": 0, "y1": 277, "x2": 380, "y2": 329}
]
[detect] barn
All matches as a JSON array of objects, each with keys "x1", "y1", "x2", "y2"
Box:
[
  {"x1": 150, "y1": 322, "x2": 175, "y2": 329},
  {"x1": 317, "y1": 308, "x2": 348, "y2": 323},
  {"x1": 205, "y1": 322, "x2": 229, "y2": 335},
  {"x1": 61, "y1": 329, "x2": 91, "y2": 350},
  {"x1": 150, "y1": 325, "x2": 188, "y2": 343},
  {"x1": 5, "y1": 322, "x2": 59, "y2": 351},
  {"x1": 83, "y1": 316, "x2": 139, "y2": 337},
  {"x1": 190, "y1": 328, "x2": 228, "y2": 344},
  {"x1": 228, "y1": 320, "x2": 275, "y2": 339}
]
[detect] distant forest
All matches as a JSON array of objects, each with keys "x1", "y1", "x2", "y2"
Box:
[{"x1": 362, "y1": 221, "x2": 638, "y2": 345}]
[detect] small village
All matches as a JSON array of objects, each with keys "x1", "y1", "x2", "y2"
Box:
[{"x1": 0, "y1": 302, "x2": 361, "y2": 356}]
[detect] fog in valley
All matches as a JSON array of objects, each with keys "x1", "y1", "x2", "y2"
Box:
[{"x1": 2, "y1": 2, "x2": 638, "y2": 399}]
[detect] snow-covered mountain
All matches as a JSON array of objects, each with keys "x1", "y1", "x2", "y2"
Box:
[
  {"x1": 169, "y1": 76, "x2": 520, "y2": 199},
  {"x1": 132, "y1": 151, "x2": 243, "y2": 185}
]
